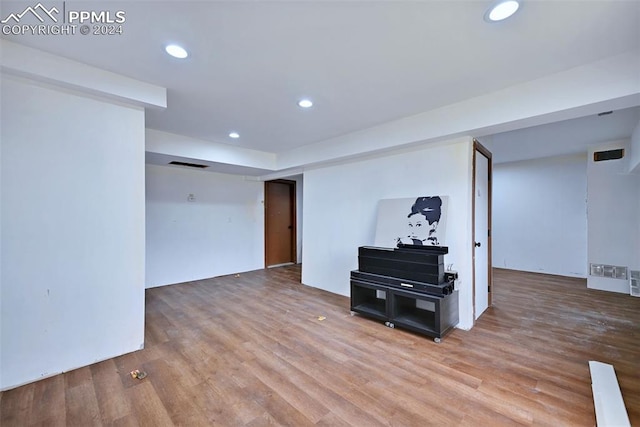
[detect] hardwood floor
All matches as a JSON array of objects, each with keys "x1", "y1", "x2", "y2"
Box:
[{"x1": 2, "y1": 266, "x2": 639, "y2": 426}]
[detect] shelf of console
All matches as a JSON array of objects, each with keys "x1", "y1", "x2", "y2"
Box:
[{"x1": 350, "y1": 274, "x2": 458, "y2": 342}]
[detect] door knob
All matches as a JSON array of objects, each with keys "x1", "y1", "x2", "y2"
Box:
[{"x1": 475, "y1": 242, "x2": 481, "y2": 248}]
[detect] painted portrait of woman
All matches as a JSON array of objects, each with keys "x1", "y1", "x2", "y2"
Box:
[
  {"x1": 373, "y1": 195, "x2": 448, "y2": 248},
  {"x1": 396, "y1": 196, "x2": 443, "y2": 246}
]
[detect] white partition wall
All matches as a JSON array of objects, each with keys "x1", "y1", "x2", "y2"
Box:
[
  {"x1": 492, "y1": 155, "x2": 588, "y2": 277},
  {"x1": 0, "y1": 75, "x2": 147, "y2": 390},
  {"x1": 587, "y1": 140, "x2": 640, "y2": 293},
  {"x1": 145, "y1": 164, "x2": 265, "y2": 288},
  {"x1": 628, "y1": 120, "x2": 640, "y2": 173},
  {"x1": 302, "y1": 137, "x2": 475, "y2": 330}
]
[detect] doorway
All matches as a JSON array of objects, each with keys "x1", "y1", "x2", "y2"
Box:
[
  {"x1": 265, "y1": 180, "x2": 297, "y2": 267},
  {"x1": 473, "y1": 140, "x2": 493, "y2": 321}
]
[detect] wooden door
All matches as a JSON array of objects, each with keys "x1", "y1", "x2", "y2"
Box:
[
  {"x1": 265, "y1": 180, "x2": 296, "y2": 267},
  {"x1": 473, "y1": 140, "x2": 493, "y2": 321}
]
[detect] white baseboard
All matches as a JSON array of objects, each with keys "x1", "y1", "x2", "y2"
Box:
[{"x1": 589, "y1": 361, "x2": 630, "y2": 427}]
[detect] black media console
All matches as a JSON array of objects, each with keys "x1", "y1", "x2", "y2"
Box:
[{"x1": 350, "y1": 245, "x2": 459, "y2": 342}]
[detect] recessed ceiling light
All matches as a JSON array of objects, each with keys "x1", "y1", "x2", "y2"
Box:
[
  {"x1": 165, "y1": 44, "x2": 188, "y2": 59},
  {"x1": 229, "y1": 132, "x2": 240, "y2": 139},
  {"x1": 298, "y1": 99, "x2": 313, "y2": 108},
  {"x1": 484, "y1": 0, "x2": 520, "y2": 22}
]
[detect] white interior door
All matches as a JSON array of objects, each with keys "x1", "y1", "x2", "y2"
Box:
[{"x1": 474, "y1": 150, "x2": 490, "y2": 319}]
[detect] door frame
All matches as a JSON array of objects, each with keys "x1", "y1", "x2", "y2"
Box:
[
  {"x1": 264, "y1": 179, "x2": 297, "y2": 267},
  {"x1": 472, "y1": 139, "x2": 493, "y2": 323}
]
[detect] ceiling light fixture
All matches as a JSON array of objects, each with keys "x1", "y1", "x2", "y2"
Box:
[
  {"x1": 165, "y1": 44, "x2": 188, "y2": 59},
  {"x1": 298, "y1": 99, "x2": 313, "y2": 108},
  {"x1": 484, "y1": 0, "x2": 520, "y2": 22},
  {"x1": 229, "y1": 132, "x2": 240, "y2": 139}
]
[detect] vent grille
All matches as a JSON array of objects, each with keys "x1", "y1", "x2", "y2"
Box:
[
  {"x1": 631, "y1": 271, "x2": 640, "y2": 297},
  {"x1": 590, "y1": 264, "x2": 628, "y2": 280},
  {"x1": 593, "y1": 149, "x2": 624, "y2": 162},
  {"x1": 169, "y1": 161, "x2": 208, "y2": 169}
]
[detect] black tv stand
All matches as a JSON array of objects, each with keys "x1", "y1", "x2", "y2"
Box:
[{"x1": 350, "y1": 272, "x2": 458, "y2": 342}]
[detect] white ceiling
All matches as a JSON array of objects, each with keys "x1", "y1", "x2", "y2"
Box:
[
  {"x1": 1, "y1": 0, "x2": 639, "y2": 159},
  {"x1": 481, "y1": 106, "x2": 640, "y2": 164}
]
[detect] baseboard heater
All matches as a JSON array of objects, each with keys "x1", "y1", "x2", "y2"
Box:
[{"x1": 589, "y1": 361, "x2": 630, "y2": 427}]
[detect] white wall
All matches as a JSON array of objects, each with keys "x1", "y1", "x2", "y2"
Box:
[
  {"x1": 302, "y1": 137, "x2": 475, "y2": 329},
  {"x1": 145, "y1": 164, "x2": 264, "y2": 288},
  {"x1": 492, "y1": 155, "x2": 588, "y2": 277},
  {"x1": 0, "y1": 75, "x2": 146, "y2": 390},
  {"x1": 629, "y1": 120, "x2": 640, "y2": 173},
  {"x1": 587, "y1": 140, "x2": 640, "y2": 293}
]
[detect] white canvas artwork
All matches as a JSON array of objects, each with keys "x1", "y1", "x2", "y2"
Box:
[{"x1": 374, "y1": 196, "x2": 448, "y2": 248}]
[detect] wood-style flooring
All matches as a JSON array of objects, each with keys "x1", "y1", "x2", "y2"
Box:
[{"x1": 2, "y1": 266, "x2": 639, "y2": 426}]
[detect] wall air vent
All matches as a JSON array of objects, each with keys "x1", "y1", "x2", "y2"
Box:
[
  {"x1": 631, "y1": 271, "x2": 640, "y2": 297},
  {"x1": 169, "y1": 161, "x2": 208, "y2": 169},
  {"x1": 593, "y1": 149, "x2": 624, "y2": 162},
  {"x1": 590, "y1": 264, "x2": 628, "y2": 280}
]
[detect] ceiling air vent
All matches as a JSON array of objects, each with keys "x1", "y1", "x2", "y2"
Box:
[
  {"x1": 593, "y1": 149, "x2": 624, "y2": 162},
  {"x1": 169, "y1": 161, "x2": 208, "y2": 169}
]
